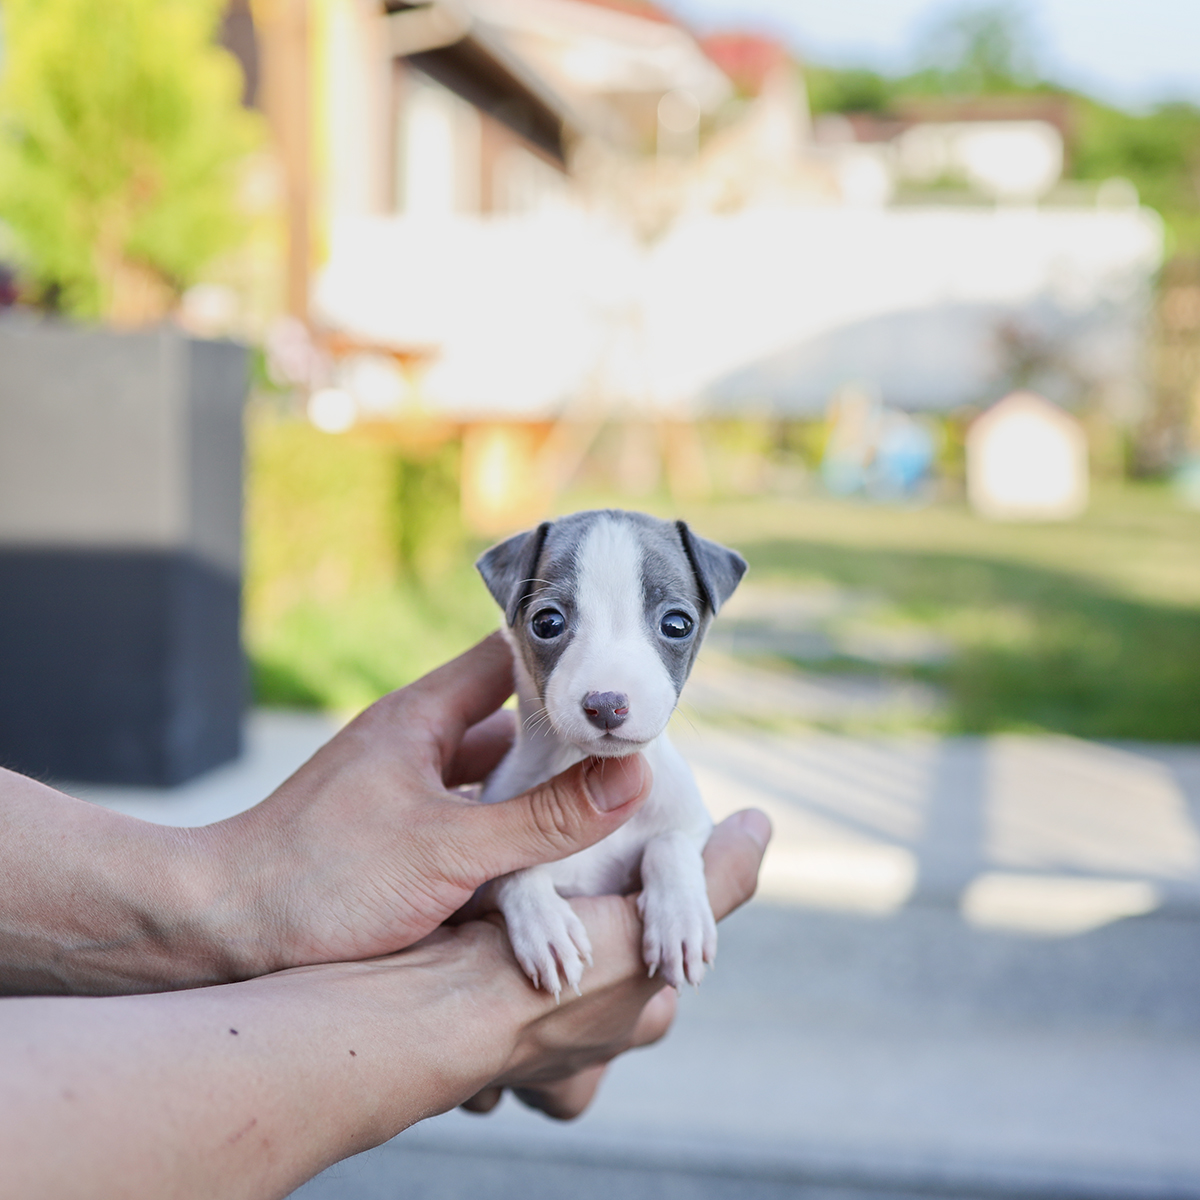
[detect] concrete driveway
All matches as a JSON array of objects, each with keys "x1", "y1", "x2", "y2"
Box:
[{"x1": 70, "y1": 712, "x2": 1200, "y2": 1199}]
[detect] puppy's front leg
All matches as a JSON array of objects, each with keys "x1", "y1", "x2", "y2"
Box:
[
  {"x1": 491, "y1": 867, "x2": 593, "y2": 1000},
  {"x1": 637, "y1": 831, "x2": 717, "y2": 989}
]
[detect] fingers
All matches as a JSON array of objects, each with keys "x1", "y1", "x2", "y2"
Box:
[
  {"x1": 458, "y1": 817, "x2": 765, "y2": 1133},
  {"x1": 460, "y1": 1086, "x2": 504, "y2": 1115},
  {"x1": 506, "y1": 988, "x2": 676, "y2": 1121},
  {"x1": 441, "y1": 755, "x2": 652, "y2": 886},
  {"x1": 513, "y1": 1064, "x2": 608, "y2": 1121},
  {"x1": 443, "y1": 709, "x2": 516, "y2": 788},
  {"x1": 703, "y1": 809, "x2": 772, "y2": 922},
  {"x1": 629, "y1": 985, "x2": 677, "y2": 1048},
  {"x1": 403, "y1": 633, "x2": 515, "y2": 766}
]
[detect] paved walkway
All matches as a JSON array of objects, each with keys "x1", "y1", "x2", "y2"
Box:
[{"x1": 69, "y1": 713, "x2": 1200, "y2": 1199}]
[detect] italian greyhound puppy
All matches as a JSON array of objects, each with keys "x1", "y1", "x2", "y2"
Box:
[{"x1": 476, "y1": 509, "x2": 746, "y2": 997}]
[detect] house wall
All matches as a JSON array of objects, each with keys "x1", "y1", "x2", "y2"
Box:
[
  {"x1": 313, "y1": 203, "x2": 1163, "y2": 420},
  {"x1": 315, "y1": 0, "x2": 392, "y2": 253},
  {"x1": 393, "y1": 66, "x2": 482, "y2": 216},
  {"x1": 390, "y1": 62, "x2": 570, "y2": 218}
]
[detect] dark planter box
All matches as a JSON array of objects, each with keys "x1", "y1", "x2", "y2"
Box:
[{"x1": 0, "y1": 321, "x2": 248, "y2": 786}]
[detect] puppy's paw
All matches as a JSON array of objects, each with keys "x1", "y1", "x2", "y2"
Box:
[
  {"x1": 502, "y1": 887, "x2": 592, "y2": 1000},
  {"x1": 637, "y1": 885, "x2": 717, "y2": 990}
]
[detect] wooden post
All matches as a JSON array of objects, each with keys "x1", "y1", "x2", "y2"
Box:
[{"x1": 256, "y1": 0, "x2": 311, "y2": 322}]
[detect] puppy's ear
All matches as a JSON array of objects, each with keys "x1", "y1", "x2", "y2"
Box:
[
  {"x1": 476, "y1": 521, "x2": 552, "y2": 627},
  {"x1": 676, "y1": 520, "x2": 747, "y2": 615}
]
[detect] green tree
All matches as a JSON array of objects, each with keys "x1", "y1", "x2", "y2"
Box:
[
  {"x1": 805, "y1": 65, "x2": 894, "y2": 116},
  {"x1": 1072, "y1": 99, "x2": 1200, "y2": 251},
  {"x1": 910, "y1": 2, "x2": 1041, "y2": 94},
  {"x1": 800, "y1": 2, "x2": 1200, "y2": 251},
  {"x1": 0, "y1": 0, "x2": 261, "y2": 321}
]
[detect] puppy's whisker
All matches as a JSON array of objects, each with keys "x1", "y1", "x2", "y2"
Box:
[
  {"x1": 519, "y1": 578, "x2": 557, "y2": 599},
  {"x1": 669, "y1": 703, "x2": 700, "y2": 737},
  {"x1": 524, "y1": 712, "x2": 557, "y2": 739},
  {"x1": 523, "y1": 706, "x2": 552, "y2": 732}
]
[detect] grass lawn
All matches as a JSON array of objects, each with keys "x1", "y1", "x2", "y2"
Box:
[
  {"x1": 671, "y1": 485, "x2": 1200, "y2": 741},
  {"x1": 245, "y1": 416, "x2": 1200, "y2": 740}
]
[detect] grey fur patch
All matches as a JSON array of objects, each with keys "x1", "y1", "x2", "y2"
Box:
[
  {"x1": 676, "y1": 520, "x2": 748, "y2": 614},
  {"x1": 477, "y1": 509, "x2": 745, "y2": 704},
  {"x1": 510, "y1": 518, "x2": 584, "y2": 699},
  {"x1": 476, "y1": 521, "x2": 551, "y2": 626},
  {"x1": 634, "y1": 521, "x2": 706, "y2": 695}
]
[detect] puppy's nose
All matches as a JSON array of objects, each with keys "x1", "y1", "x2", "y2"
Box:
[{"x1": 582, "y1": 691, "x2": 630, "y2": 731}]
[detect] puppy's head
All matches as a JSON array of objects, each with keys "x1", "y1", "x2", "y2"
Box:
[{"x1": 477, "y1": 509, "x2": 746, "y2": 756}]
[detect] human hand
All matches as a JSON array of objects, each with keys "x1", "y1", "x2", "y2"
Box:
[
  {"x1": 0, "y1": 809, "x2": 767, "y2": 1200},
  {"x1": 455, "y1": 809, "x2": 771, "y2": 1120},
  {"x1": 203, "y1": 634, "x2": 653, "y2": 978}
]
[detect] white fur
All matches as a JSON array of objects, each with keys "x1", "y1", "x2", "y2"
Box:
[{"x1": 480, "y1": 516, "x2": 716, "y2": 996}]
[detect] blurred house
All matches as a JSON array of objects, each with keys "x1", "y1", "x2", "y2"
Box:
[
  {"x1": 815, "y1": 96, "x2": 1075, "y2": 205},
  {"x1": 257, "y1": 0, "x2": 738, "y2": 528},
  {"x1": 708, "y1": 92, "x2": 1158, "y2": 420},
  {"x1": 967, "y1": 390, "x2": 1089, "y2": 521},
  {"x1": 696, "y1": 203, "x2": 1159, "y2": 419},
  {"x1": 305, "y1": 0, "x2": 733, "y2": 416},
  {"x1": 244, "y1": 2, "x2": 1162, "y2": 526},
  {"x1": 693, "y1": 33, "x2": 836, "y2": 211}
]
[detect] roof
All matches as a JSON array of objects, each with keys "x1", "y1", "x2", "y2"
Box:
[
  {"x1": 971, "y1": 390, "x2": 1082, "y2": 436},
  {"x1": 383, "y1": 0, "x2": 736, "y2": 160},
  {"x1": 566, "y1": 0, "x2": 675, "y2": 24},
  {"x1": 384, "y1": 1, "x2": 578, "y2": 164},
  {"x1": 893, "y1": 96, "x2": 1076, "y2": 144},
  {"x1": 699, "y1": 32, "x2": 790, "y2": 96}
]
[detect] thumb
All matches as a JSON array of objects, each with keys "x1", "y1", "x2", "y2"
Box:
[{"x1": 452, "y1": 754, "x2": 652, "y2": 884}]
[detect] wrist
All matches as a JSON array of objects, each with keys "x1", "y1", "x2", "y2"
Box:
[
  {"x1": 307, "y1": 923, "x2": 545, "y2": 1141},
  {"x1": 184, "y1": 795, "x2": 328, "y2": 982},
  {"x1": 0, "y1": 771, "x2": 258, "y2": 994},
  {"x1": 174, "y1": 812, "x2": 308, "y2": 985},
  {"x1": 147, "y1": 822, "x2": 274, "y2": 988}
]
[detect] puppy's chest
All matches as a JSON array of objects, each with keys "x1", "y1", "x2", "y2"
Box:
[
  {"x1": 545, "y1": 798, "x2": 682, "y2": 897},
  {"x1": 485, "y1": 731, "x2": 711, "y2": 899}
]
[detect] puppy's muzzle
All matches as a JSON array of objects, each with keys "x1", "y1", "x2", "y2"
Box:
[{"x1": 582, "y1": 691, "x2": 630, "y2": 732}]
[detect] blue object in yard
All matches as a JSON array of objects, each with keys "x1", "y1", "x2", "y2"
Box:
[
  {"x1": 821, "y1": 387, "x2": 935, "y2": 500},
  {"x1": 869, "y1": 410, "x2": 936, "y2": 499},
  {"x1": 1175, "y1": 456, "x2": 1200, "y2": 510}
]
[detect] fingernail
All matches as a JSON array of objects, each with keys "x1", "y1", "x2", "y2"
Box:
[
  {"x1": 731, "y1": 808, "x2": 772, "y2": 851},
  {"x1": 584, "y1": 755, "x2": 649, "y2": 813}
]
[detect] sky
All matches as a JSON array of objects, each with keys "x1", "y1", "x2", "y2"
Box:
[{"x1": 666, "y1": 0, "x2": 1200, "y2": 111}]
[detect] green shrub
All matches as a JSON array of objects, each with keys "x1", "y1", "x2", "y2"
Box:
[
  {"x1": 244, "y1": 413, "x2": 495, "y2": 714},
  {"x1": 0, "y1": 0, "x2": 261, "y2": 318}
]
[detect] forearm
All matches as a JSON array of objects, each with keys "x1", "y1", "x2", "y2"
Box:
[
  {"x1": 0, "y1": 811, "x2": 769, "y2": 1200},
  {"x1": 0, "y1": 634, "x2": 652, "y2": 996},
  {"x1": 0, "y1": 924, "x2": 531, "y2": 1200},
  {"x1": 0, "y1": 768, "x2": 253, "y2": 994}
]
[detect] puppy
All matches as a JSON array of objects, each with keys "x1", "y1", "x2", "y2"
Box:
[{"x1": 476, "y1": 509, "x2": 746, "y2": 997}]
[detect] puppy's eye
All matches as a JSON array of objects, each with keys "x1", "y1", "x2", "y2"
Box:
[
  {"x1": 660, "y1": 611, "x2": 694, "y2": 639},
  {"x1": 531, "y1": 609, "x2": 566, "y2": 639}
]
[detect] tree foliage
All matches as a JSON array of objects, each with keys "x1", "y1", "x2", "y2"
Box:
[
  {"x1": 1072, "y1": 100, "x2": 1200, "y2": 251},
  {"x1": 805, "y1": 66, "x2": 894, "y2": 117},
  {"x1": 802, "y1": 1, "x2": 1200, "y2": 251},
  {"x1": 0, "y1": 0, "x2": 262, "y2": 321},
  {"x1": 909, "y1": 2, "x2": 1040, "y2": 95}
]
